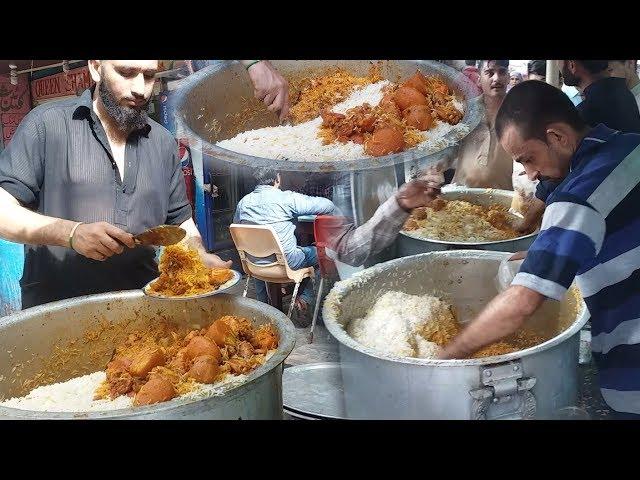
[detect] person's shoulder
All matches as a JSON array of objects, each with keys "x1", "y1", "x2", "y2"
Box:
[
  {"x1": 560, "y1": 133, "x2": 639, "y2": 201},
  {"x1": 284, "y1": 189, "x2": 327, "y2": 201},
  {"x1": 24, "y1": 97, "x2": 81, "y2": 124},
  {"x1": 603, "y1": 130, "x2": 640, "y2": 157},
  {"x1": 281, "y1": 189, "x2": 304, "y2": 200}
]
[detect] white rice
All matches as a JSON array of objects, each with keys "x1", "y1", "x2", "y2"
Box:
[
  {"x1": 347, "y1": 291, "x2": 450, "y2": 359},
  {"x1": 0, "y1": 351, "x2": 276, "y2": 413},
  {"x1": 0, "y1": 372, "x2": 131, "y2": 413},
  {"x1": 217, "y1": 81, "x2": 469, "y2": 162}
]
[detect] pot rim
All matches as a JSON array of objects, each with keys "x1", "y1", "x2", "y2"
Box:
[
  {"x1": 0, "y1": 292, "x2": 296, "y2": 419},
  {"x1": 322, "y1": 250, "x2": 589, "y2": 367}
]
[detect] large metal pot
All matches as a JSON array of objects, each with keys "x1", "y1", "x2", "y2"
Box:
[
  {"x1": 175, "y1": 60, "x2": 483, "y2": 174},
  {"x1": 396, "y1": 187, "x2": 539, "y2": 256},
  {"x1": 0, "y1": 292, "x2": 295, "y2": 420},
  {"x1": 175, "y1": 61, "x2": 483, "y2": 229},
  {"x1": 322, "y1": 251, "x2": 588, "y2": 420}
]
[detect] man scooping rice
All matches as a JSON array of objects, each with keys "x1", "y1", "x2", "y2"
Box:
[{"x1": 438, "y1": 80, "x2": 640, "y2": 419}]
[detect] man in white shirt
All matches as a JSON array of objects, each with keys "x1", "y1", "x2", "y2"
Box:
[{"x1": 561, "y1": 83, "x2": 583, "y2": 106}]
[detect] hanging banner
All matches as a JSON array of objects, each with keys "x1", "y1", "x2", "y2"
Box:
[
  {"x1": 30, "y1": 66, "x2": 92, "y2": 103},
  {"x1": 0, "y1": 74, "x2": 31, "y2": 146}
]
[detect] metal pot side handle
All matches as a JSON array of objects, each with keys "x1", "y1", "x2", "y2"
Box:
[{"x1": 469, "y1": 361, "x2": 538, "y2": 420}]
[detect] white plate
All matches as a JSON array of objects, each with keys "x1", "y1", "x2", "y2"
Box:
[{"x1": 142, "y1": 269, "x2": 242, "y2": 300}]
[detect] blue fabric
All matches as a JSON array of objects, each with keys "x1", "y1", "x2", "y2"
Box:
[
  {"x1": 0, "y1": 239, "x2": 24, "y2": 315},
  {"x1": 254, "y1": 246, "x2": 318, "y2": 305}
]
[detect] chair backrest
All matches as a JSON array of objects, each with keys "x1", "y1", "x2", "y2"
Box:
[
  {"x1": 313, "y1": 215, "x2": 342, "y2": 278},
  {"x1": 229, "y1": 224, "x2": 296, "y2": 283},
  {"x1": 313, "y1": 215, "x2": 365, "y2": 280}
]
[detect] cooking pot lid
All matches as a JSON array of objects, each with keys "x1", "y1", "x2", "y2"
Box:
[{"x1": 283, "y1": 362, "x2": 347, "y2": 420}]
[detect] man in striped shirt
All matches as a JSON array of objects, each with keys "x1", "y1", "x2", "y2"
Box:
[{"x1": 439, "y1": 80, "x2": 640, "y2": 418}]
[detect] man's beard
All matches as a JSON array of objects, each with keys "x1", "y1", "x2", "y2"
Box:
[
  {"x1": 99, "y1": 81, "x2": 149, "y2": 131},
  {"x1": 561, "y1": 64, "x2": 580, "y2": 87}
]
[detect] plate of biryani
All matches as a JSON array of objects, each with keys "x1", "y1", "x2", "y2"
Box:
[{"x1": 143, "y1": 244, "x2": 241, "y2": 299}]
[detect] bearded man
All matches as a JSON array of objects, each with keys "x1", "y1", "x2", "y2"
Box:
[{"x1": 0, "y1": 60, "x2": 231, "y2": 308}]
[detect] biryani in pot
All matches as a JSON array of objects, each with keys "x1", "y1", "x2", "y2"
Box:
[
  {"x1": 347, "y1": 291, "x2": 553, "y2": 360},
  {"x1": 217, "y1": 64, "x2": 470, "y2": 162},
  {"x1": 402, "y1": 198, "x2": 526, "y2": 243},
  {"x1": 0, "y1": 314, "x2": 280, "y2": 412}
]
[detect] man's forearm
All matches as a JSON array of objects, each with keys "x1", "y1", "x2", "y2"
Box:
[
  {"x1": 0, "y1": 187, "x2": 74, "y2": 247},
  {"x1": 439, "y1": 286, "x2": 545, "y2": 359},
  {"x1": 332, "y1": 195, "x2": 409, "y2": 266}
]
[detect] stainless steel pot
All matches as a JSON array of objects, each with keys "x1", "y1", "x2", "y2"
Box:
[
  {"x1": 175, "y1": 61, "x2": 483, "y2": 229},
  {"x1": 0, "y1": 292, "x2": 295, "y2": 420},
  {"x1": 175, "y1": 60, "x2": 483, "y2": 173},
  {"x1": 397, "y1": 187, "x2": 539, "y2": 256},
  {"x1": 322, "y1": 250, "x2": 588, "y2": 420}
]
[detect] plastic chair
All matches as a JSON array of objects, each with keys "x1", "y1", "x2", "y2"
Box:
[{"x1": 229, "y1": 224, "x2": 314, "y2": 318}]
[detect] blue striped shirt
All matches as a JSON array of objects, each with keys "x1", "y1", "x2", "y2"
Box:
[{"x1": 512, "y1": 124, "x2": 640, "y2": 414}]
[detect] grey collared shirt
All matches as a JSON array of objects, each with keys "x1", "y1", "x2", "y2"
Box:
[{"x1": 0, "y1": 87, "x2": 192, "y2": 307}]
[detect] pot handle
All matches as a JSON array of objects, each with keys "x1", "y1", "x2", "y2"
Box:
[{"x1": 469, "y1": 362, "x2": 537, "y2": 420}]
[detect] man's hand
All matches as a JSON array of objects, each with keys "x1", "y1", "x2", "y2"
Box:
[
  {"x1": 508, "y1": 251, "x2": 527, "y2": 261},
  {"x1": 436, "y1": 285, "x2": 545, "y2": 359},
  {"x1": 178, "y1": 217, "x2": 232, "y2": 268},
  {"x1": 514, "y1": 197, "x2": 545, "y2": 233},
  {"x1": 247, "y1": 61, "x2": 290, "y2": 122},
  {"x1": 395, "y1": 180, "x2": 441, "y2": 212},
  {"x1": 200, "y1": 251, "x2": 233, "y2": 269},
  {"x1": 71, "y1": 222, "x2": 135, "y2": 261},
  {"x1": 417, "y1": 165, "x2": 445, "y2": 187}
]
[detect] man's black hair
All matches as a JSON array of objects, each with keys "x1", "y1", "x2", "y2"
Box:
[
  {"x1": 495, "y1": 80, "x2": 587, "y2": 142},
  {"x1": 253, "y1": 167, "x2": 279, "y2": 186},
  {"x1": 527, "y1": 60, "x2": 547, "y2": 76},
  {"x1": 479, "y1": 60, "x2": 509, "y2": 70},
  {"x1": 465, "y1": 60, "x2": 477, "y2": 67}
]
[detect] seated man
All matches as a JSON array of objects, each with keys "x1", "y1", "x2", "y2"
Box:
[{"x1": 233, "y1": 167, "x2": 337, "y2": 312}]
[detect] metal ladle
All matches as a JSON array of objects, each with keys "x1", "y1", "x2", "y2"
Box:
[{"x1": 134, "y1": 225, "x2": 186, "y2": 246}]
